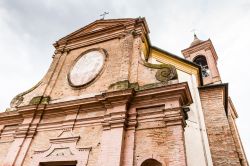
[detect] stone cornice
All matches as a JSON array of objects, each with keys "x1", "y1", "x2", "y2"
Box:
[
  {"x1": 45, "y1": 96, "x2": 99, "y2": 111},
  {"x1": 0, "y1": 82, "x2": 192, "y2": 131},
  {"x1": 54, "y1": 18, "x2": 149, "y2": 52},
  {"x1": 0, "y1": 111, "x2": 23, "y2": 125},
  {"x1": 132, "y1": 82, "x2": 192, "y2": 107},
  {"x1": 96, "y1": 89, "x2": 134, "y2": 109}
]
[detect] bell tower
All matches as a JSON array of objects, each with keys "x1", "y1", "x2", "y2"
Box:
[{"x1": 181, "y1": 34, "x2": 221, "y2": 85}]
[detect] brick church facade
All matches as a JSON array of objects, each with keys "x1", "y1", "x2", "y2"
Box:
[{"x1": 0, "y1": 18, "x2": 248, "y2": 166}]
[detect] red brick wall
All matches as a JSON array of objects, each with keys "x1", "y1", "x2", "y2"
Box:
[
  {"x1": 199, "y1": 87, "x2": 241, "y2": 165},
  {"x1": 228, "y1": 106, "x2": 249, "y2": 166},
  {"x1": 133, "y1": 106, "x2": 187, "y2": 166}
]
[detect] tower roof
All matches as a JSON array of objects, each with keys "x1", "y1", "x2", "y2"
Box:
[{"x1": 190, "y1": 34, "x2": 204, "y2": 47}]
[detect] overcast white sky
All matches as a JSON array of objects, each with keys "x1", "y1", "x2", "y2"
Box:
[{"x1": 0, "y1": 0, "x2": 249, "y2": 160}]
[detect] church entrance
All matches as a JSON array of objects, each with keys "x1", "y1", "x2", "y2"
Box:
[
  {"x1": 141, "y1": 159, "x2": 162, "y2": 166},
  {"x1": 39, "y1": 161, "x2": 77, "y2": 166}
]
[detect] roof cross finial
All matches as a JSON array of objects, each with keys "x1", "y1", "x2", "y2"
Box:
[
  {"x1": 191, "y1": 28, "x2": 197, "y2": 37},
  {"x1": 100, "y1": 12, "x2": 109, "y2": 20}
]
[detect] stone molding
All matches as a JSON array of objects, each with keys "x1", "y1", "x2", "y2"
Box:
[
  {"x1": 0, "y1": 82, "x2": 192, "y2": 132},
  {"x1": 54, "y1": 18, "x2": 149, "y2": 52},
  {"x1": 30, "y1": 130, "x2": 91, "y2": 166},
  {"x1": 0, "y1": 82, "x2": 192, "y2": 166}
]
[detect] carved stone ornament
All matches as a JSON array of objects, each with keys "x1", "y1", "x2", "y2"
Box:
[
  {"x1": 142, "y1": 61, "x2": 177, "y2": 82},
  {"x1": 155, "y1": 68, "x2": 176, "y2": 82},
  {"x1": 30, "y1": 130, "x2": 91, "y2": 166},
  {"x1": 68, "y1": 48, "x2": 107, "y2": 87},
  {"x1": 9, "y1": 81, "x2": 42, "y2": 109}
]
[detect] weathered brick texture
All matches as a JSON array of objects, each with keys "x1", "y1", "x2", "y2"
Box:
[
  {"x1": 1, "y1": 18, "x2": 247, "y2": 166},
  {"x1": 228, "y1": 103, "x2": 248, "y2": 166},
  {"x1": 199, "y1": 87, "x2": 241, "y2": 166},
  {"x1": 134, "y1": 106, "x2": 187, "y2": 166}
]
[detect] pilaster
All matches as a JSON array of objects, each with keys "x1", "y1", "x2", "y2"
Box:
[
  {"x1": 97, "y1": 89, "x2": 134, "y2": 166},
  {"x1": 1, "y1": 105, "x2": 45, "y2": 166},
  {"x1": 163, "y1": 104, "x2": 187, "y2": 166},
  {"x1": 122, "y1": 107, "x2": 137, "y2": 166}
]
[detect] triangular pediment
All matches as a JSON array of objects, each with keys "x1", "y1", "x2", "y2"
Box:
[{"x1": 58, "y1": 18, "x2": 139, "y2": 42}]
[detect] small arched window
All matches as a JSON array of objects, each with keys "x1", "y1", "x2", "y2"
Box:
[
  {"x1": 141, "y1": 159, "x2": 162, "y2": 166},
  {"x1": 193, "y1": 55, "x2": 209, "y2": 77}
]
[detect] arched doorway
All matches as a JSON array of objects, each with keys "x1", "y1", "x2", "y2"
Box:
[
  {"x1": 141, "y1": 159, "x2": 162, "y2": 166},
  {"x1": 39, "y1": 161, "x2": 77, "y2": 166}
]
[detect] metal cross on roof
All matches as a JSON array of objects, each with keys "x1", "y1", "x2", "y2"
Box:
[
  {"x1": 100, "y1": 12, "x2": 109, "y2": 20},
  {"x1": 191, "y1": 28, "x2": 197, "y2": 35}
]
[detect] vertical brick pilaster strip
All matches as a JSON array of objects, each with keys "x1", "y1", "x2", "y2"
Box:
[
  {"x1": 122, "y1": 108, "x2": 137, "y2": 166},
  {"x1": 97, "y1": 106, "x2": 127, "y2": 166},
  {"x1": 164, "y1": 106, "x2": 187, "y2": 166},
  {"x1": 1, "y1": 105, "x2": 45, "y2": 166},
  {"x1": 14, "y1": 106, "x2": 44, "y2": 166},
  {"x1": 166, "y1": 125, "x2": 186, "y2": 166},
  {"x1": 119, "y1": 33, "x2": 134, "y2": 81},
  {"x1": 44, "y1": 50, "x2": 69, "y2": 97}
]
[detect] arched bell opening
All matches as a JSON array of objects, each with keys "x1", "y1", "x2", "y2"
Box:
[{"x1": 193, "y1": 55, "x2": 210, "y2": 77}]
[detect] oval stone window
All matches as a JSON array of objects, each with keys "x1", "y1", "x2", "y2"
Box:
[{"x1": 68, "y1": 49, "x2": 106, "y2": 87}]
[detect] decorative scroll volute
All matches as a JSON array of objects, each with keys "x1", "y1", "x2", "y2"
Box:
[{"x1": 142, "y1": 61, "x2": 177, "y2": 82}]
